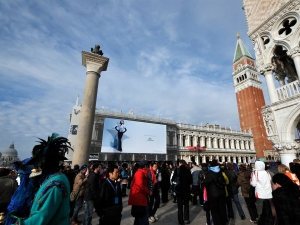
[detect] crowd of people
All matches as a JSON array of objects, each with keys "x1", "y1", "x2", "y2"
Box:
[{"x1": 1, "y1": 134, "x2": 300, "y2": 225}]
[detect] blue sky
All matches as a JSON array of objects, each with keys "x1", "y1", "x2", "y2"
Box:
[{"x1": 0, "y1": 0, "x2": 266, "y2": 160}]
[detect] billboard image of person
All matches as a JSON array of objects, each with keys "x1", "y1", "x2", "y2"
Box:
[
  {"x1": 101, "y1": 118, "x2": 166, "y2": 154},
  {"x1": 115, "y1": 120, "x2": 127, "y2": 152}
]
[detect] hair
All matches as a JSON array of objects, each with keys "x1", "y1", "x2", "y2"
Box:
[
  {"x1": 201, "y1": 163, "x2": 208, "y2": 168},
  {"x1": 226, "y1": 163, "x2": 234, "y2": 170},
  {"x1": 278, "y1": 164, "x2": 291, "y2": 174},
  {"x1": 0, "y1": 168, "x2": 11, "y2": 177},
  {"x1": 107, "y1": 164, "x2": 118, "y2": 174},
  {"x1": 179, "y1": 160, "x2": 186, "y2": 165},
  {"x1": 272, "y1": 173, "x2": 299, "y2": 195},
  {"x1": 92, "y1": 163, "x2": 100, "y2": 171},
  {"x1": 151, "y1": 162, "x2": 157, "y2": 167},
  {"x1": 191, "y1": 162, "x2": 197, "y2": 166}
]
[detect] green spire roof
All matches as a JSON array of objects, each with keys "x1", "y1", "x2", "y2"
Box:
[{"x1": 233, "y1": 35, "x2": 253, "y2": 63}]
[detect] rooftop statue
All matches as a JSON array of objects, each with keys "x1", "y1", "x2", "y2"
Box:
[{"x1": 91, "y1": 44, "x2": 103, "y2": 56}]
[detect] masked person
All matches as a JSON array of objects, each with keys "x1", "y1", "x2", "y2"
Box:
[{"x1": 14, "y1": 133, "x2": 72, "y2": 225}]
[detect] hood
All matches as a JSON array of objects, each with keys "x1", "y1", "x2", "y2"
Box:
[
  {"x1": 191, "y1": 166, "x2": 201, "y2": 172},
  {"x1": 255, "y1": 161, "x2": 265, "y2": 171},
  {"x1": 209, "y1": 166, "x2": 220, "y2": 173}
]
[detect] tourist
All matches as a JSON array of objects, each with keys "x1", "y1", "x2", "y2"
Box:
[
  {"x1": 148, "y1": 162, "x2": 160, "y2": 223},
  {"x1": 225, "y1": 163, "x2": 246, "y2": 220},
  {"x1": 250, "y1": 161, "x2": 272, "y2": 219},
  {"x1": 278, "y1": 164, "x2": 300, "y2": 186},
  {"x1": 190, "y1": 162, "x2": 201, "y2": 205},
  {"x1": 160, "y1": 162, "x2": 170, "y2": 203},
  {"x1": 127, "y1": 166, "x2": 134, "y2": 189},
  {"x1": 121, "y1": 166, "x2": 129, "y2": 196},
  {"x1": 170, "y1": 164, "x2": 178, "y2": 203},
  {"x1": 202, "y1": 159, "x2": 227, "y2": 225},
  {"x1": 128, "y1": 159, "x2": 152, "y2": 225},
  {"x1": 258, "y1": 173, "x2": 300, "y2": 225},
  {"x1": 171, "y1": 160, "x2": 192, "y2": 225},
  {"x1": 12, "y1": 133, "x2": 72, "y2": 224},
  {"x1": 237, "y1": 164, "x2": 258, "y2": 223},
  {"x1": 96, "y1": 164, "x2": 122, "y2": 225},
  {"x1": 83, "y1": 163, "x2": 101, "y2": 225},
  {"x1": 70, "y1": 165, "x2": 88, "y2": 225},
  {"x1": 291, "y1": 159, "x2": 300, "y2": 179},
  {"x1": 198, "y1": 163, "x2": 207, "y2": 206},
  {"x1": 0, "y1": 168, "x2": 18, "y2": 221}
]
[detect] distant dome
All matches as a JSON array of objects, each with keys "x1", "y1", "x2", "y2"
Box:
[{"x1": 3, "y1": 143, "x2": 18, "y2": 157}]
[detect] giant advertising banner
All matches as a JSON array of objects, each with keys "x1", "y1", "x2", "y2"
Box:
[{"x1": 101, "y1": 118, "x2": 166, "y2": 154}]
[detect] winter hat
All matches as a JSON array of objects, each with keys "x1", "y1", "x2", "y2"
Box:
[{"x1": 80, "y1": 165, "x2": 87, "y2": 171}]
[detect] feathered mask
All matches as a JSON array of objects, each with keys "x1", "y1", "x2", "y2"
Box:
[{"x1": 27, "y1": 133, "x2": 72, "y2": 177}]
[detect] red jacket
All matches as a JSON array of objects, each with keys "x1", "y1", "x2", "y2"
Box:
[{"x1": 128, "y1": 168, "x2": 150, "y2": 206}]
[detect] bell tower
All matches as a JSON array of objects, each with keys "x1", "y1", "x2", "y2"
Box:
[{"x1": 232, "y1": 35, "x2": 273, "y2": 159}]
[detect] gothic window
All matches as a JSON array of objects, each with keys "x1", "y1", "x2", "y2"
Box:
[{"x1": 278, "y1": 18, "x2": 297, "y2": 36}]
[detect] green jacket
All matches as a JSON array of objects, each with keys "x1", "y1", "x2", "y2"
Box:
[{"x1": 19, "y1": 173, "x2": 70, "y2": 225}]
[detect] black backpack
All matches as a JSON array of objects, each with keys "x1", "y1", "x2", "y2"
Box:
[{"x1": 213, "y1": 172, "x2": 226, "y2": 190}]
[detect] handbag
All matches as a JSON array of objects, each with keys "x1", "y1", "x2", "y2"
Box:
[{"x1": 131, "y1": 205, "x2": 146, "y2": 218}]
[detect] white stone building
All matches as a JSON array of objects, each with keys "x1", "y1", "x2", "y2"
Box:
[
  {"x1": 67, "y1": 99, "x2": 256, "y2": 165},
  {"x1": 0, "y1": 143, "x2": 19, "y2": 168}
]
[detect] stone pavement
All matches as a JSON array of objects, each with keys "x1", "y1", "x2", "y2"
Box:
[{"x1": 80, "y1": 192, "x2": 255, "y2": 225}]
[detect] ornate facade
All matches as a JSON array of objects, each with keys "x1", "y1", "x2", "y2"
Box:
[
  {"x1": 67, "y1": 100, "x2": 256, "y2": 164},
  {"x1": 243, "y1": 0, "x2": 300, "y2": 165},
  {"x1": 0, "y1": 143, "x2": 19, "y2": 168}
]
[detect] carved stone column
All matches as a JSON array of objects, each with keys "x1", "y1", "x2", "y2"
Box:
[
  {"x1": 238, "y1": 156, "x2": 242, "y2": 163},
  {"x1": 260, "y1": 64, "x2": 277, "y2": 103},
  {"x1": 245, "y1": 140, "x2": 249, "y2": 150},
  {"x1": 233, "y1": 156, "x2": 237, "y2": 163},
  {"x1": 186, "y1": 135, "x2": 190, "y2": 147},
  {"x1": 207, "y1": 137, "x2": 212, "y2": 148},
  {"x1": 219, "y1": 138, "x2": 224, "y2": 149},
  {"x1": 200, "y1": 136, "x2": 205, "y2": 147},
  {"x1": 225, "y1": 138, "x2": 229, "y2": 149},
  {"x1": 287, "y1": 47, "x2": 300, "y2": 80},
  {"x1": 235, "y1": 140, "x2": 240, "y2": 150},
  {"x1": 230, "y1": 139, "x2": 235, "y2": 149},
  {"x1": 193, "y1": 136, "x2": 197, "y2": 146},
  {"x1": 227, "y1": 155, "x2": 231, "y2": 163},
  {"x1": 72, "y1": 48, "x2": 109, "y2": 167},
  {"x1": 202, "y1": 155, "x2": 206, "y2": 163},
  {"x1": 178, "y1": 134, "x2": 182, "y2": 147},
  {"x1": 213, "y1": 138, "x2": 218, "y2": 149},
  {"x1": 240, "y1": 140, "x2": 245, "y2": 150}
]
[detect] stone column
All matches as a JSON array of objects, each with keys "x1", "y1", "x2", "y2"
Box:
[
  {"x1": 230, "y1": 139, "x2": 235, "y2": 149},
  {"x1": 260, "y1": 64, "x2": 277, "y2": 103},
  {"x1": 233, "y1": 156, "x2": 237, "y2": 163},
  {"x1": 219, "y1": 138, "x2": 224, "y2": 149},
  {"x1": 186, "y1": 135, "x2": 190, "y2": 147},
  {"x1": 227, "y1": 156, "x2": 231, "y2": 163},
  {"x1": 72, "y1": 48, "x2": 109, "y2": 167},
  {"x1": 238, "y1": 156, "x2": 242, "y2": 163},
  {"x1": 240, "y1": 140, "x2": 245, "y2": 150},
  {"x1": 202, "y1": 155, "x2": 206, "y2": 163},
  {"x1": 225, "y1": 139, "x2": 229, "y2": 149},
  {"x1": 245, "y1": 141, "x2": 249, "y2": 150},
  {"x1": 200, "y1": 136, "x2": 205, "y2": 147},
  {"x1": 250, "y1": 140, "x2": 254, "y2": 150},
  {"x1": 195, "y1": 155, "x2": 199, "y2": 165},
  {"x1": 235, "y1": 140, "x2": 240, "y2": 149},
  {"x1": 178, "y1": 134, "x2": 182, "y2": 147},
  {"x1": 207, "y1": 137, "x2": 212, "y2": 148},
  {"x1": 174, "y1": 132, "x2": 177, "y2": 146},
  {"x1": 288, "y1": 47, "x2": 300, "y2": 80},
  {"x1": 193, "y1": 136, "x2": 197, "y2": 146}
]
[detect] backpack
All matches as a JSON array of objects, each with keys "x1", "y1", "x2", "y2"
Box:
[{"x1": 213, "y1": 172, "x2": 226, "y2": 190}]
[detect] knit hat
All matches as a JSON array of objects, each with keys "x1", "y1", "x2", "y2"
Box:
[
  {"x1": 140, "y1": 159, "x2": 149, "y2": 166},
  {"x1": 80, "y1": 165, "x2": 87, "y2": 171},
  {"x1": 210, "y1": 159, "x2": 219, "y2": 167}
]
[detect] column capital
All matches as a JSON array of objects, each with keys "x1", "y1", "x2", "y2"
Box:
[
  {"x1": 287, "y1": 47, "x2": 300, "y2": 58},
  {"x1": 82, "y1": 51, "x2": 109, "y2": 73},
  {"x1": 259, "y1": 63, "x2": 276, "y2": 75}
]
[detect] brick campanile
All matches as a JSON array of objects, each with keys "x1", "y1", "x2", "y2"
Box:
[{"x1": 232, "y1": 35, "x2": 273, "y2": 159}]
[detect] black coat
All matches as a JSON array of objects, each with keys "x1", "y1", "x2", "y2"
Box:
[
  {"x1": 95, "y1": 178, "x2": 122, "y2": 225},
  {"x1": 225, "y1": 169, "x2": 239, "y2": 195},
  {"x1": 258, "y1": 187, "x2": 300, "y2": 225},
  {"x1": 171, "y1": 165, "x2": 192, "y2": 199},
  {"x1": 202, "y1": 169, "x2": 226, "y2": 200},
  {"x1": 84, "y1": 171, "x2": 100, "y2": 201}
]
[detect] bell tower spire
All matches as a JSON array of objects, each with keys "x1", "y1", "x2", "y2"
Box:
[{"x1": 232, "y1": 35, "x2": 273, "y2": 159}]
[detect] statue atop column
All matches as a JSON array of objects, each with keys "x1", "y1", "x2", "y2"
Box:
[{"x1": 91, "y1": 44, "x2": 104, "y2": 56}]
